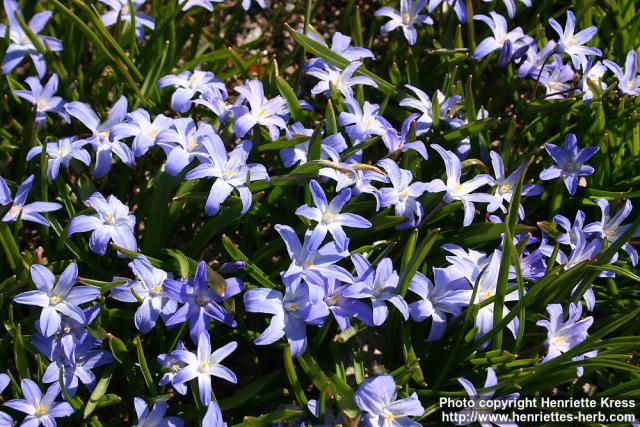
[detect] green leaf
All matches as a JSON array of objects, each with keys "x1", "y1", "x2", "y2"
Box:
[
  {"x1": 83, "y1": 365, "x2": 114, "y2": 418},
  {"x1": 221, "y1": 235, "x2": 278, "y2": 288}
]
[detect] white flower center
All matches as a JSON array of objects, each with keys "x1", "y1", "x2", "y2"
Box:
[
  {"x1": 402, "y1": 13, "x2": 412, "y2": 24},
  {"x1": 37, "y1": 98, "x2": 49, "y2": 110},
  {"x1": 550, "y1": 335, "x2": 567, "y2": 346},
  {"x1": 322, "y1": 212, "x2": 336, "y2": 224},
  {"x1": 479, "y1": 290, "x2": 494, "y2": 302},
  {"x1": 50, "y1": 294, "x2": 62, "y2": 305},
  {"x1": 150, "y1": 285, "x2": 162, "y2": 296},
  {"x1": 34, "y1": 404, "x2": 47, "y2": 417}
]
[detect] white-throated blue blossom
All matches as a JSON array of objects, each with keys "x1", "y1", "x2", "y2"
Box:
[
  {"x1": 157, "y1": 341, "x2": 188, "y2": 395},
  {"x1": 427, "y1": 144, "x2": 495, "y2": 226},
  {"x1": 483, "y1": 0, "x2": 531, "y2": 19},
  {"x1": 65, "y1": 96, "x2": 133, "y2": 178},
  {"x1": 579, "y1": 59, "x2": 608, "y2": 104},
  {"x1": 233, "y1": 79, "x2": 288, "y2": 141},
  {"x1": 380, "y1": 115, "x2": 429, "y2": 159},
  {"x1": 163, "y1": 261, "x2": 240, "y2": 344},
  {"x1": 26, "y1": 137, "x2": 91, "y2": 180},
  {"x1": 354, "y1": 374, "x2": 424, "y2": 426},
  {"x1": 111, "y1": 255, "x2": 178, "y2": 334},
  {"x1": 537, "y1": 302, "x2": 593, "y2": 363},
  {"x1": 1, "y1": 175, "x2": 62, "y2": 226},
  {"x1": 338, "y1": 98, "x2": 387, "y2": 142},
  {"x1": 399, "y1": 86, "x2": 463, "y2": 135},
  {"x1": 343, "y1": 255, "x2": 409, "y2": 326},
  {"x1": 183, "y1": 0, "x2": 221, "y2": 11},
  {"x1": 202, "y1": 401, "x2": 227, "y2": 427},
  {"x1": 185, "y1": 138, "x2": 268, "y2": 216},
  {"x1": 549, "y1": 10, "x2": 601, "y2": 70},
  {"x1": 169, "y1": 332, "x2": 237, "y2": 406},
  {"x1": 275, "y1": 223, "x2": 353, "y2": 289},
  {"x1": 375, "y1": 158, "x2": 428, "y2": 229},
  {"x1": 13, "y1": 74, "x2": 68, "y2": 125},
  {"x1": 295, "y1": 179, "x2": 371, "y2": 251},
  {"x1": 306, "y1": 61, "x2": 377, "y2": 98},
  {"x1": 428, "y1": 0, "x2": 466, "y2": 22},
  {"x1": 243, "y1": 278, "x2": 329, "y2": 357},
  {"x1": 584, "y1": 199, "x2": 639, "y2": 265},
  {"x1": 111, "y1": 109, "x2": 174, "y2": 157},
  {"x1": 539, "y1": 133, "x2": 599, "y2": 195},
  {"x1": 157, "y1": 70, "x2": 227, "y2": 113},
  {"x1": 306, "y1": 31, "x2": 374, "y2": 67},
  {"x1": 473, "y1": 12, "x2": 531, "y2": 67},
  {"x1": 408, "y1": 268, "x2": 471, "y2": 341},
  {"x1": 456, "y1": 368, "x2": 519, "y2": 425},
  {"x1": 39, "y1": 333, "x2": 113, "y2": 396},
  {"x1": 603, "y1": 50, "x2": 640, "y2": 97},
  {"x1": 67, "y1": 192, "x2": 137, "y2": 256},
  {"x1": 538, "y1": 55, "x2": 575, "y2": 99},
  {"x1": 99, "y1": 0, "x2": 155, "y2": 43},
  {"x1": 156, "y1": 118, "x2": 211, "y2": 176},
  {"x1": 0, "y1": 374, "x2": 11, "y2": 426},
  {"x1": 280, "y1": 122, "x2": 347, "y2": 167},
  {"x1": 0, "y1": 0, "x2": 62, "y2": 77},
  {"x1": 374, "y1": 0, "x2": 433, "y2": 46},
  {"x1": 132, "y1": 397, "x2": 184, "y2": 427},
  {"x1": 3, "y1": 380, "x2": 74, "y2": 427},
  {"x1": 452, "y1": 249, "x2": 519, "y2": 348},
  {"x1": 487, "y1": 151, "x2": 542, "y2": 218},
  {"x1": 13, "y1": 263, "x2": 99, "y2": 337}
]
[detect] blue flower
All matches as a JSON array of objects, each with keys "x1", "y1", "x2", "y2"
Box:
[
  {"x1": 399, "y1": 86, "x2": 463, "y2": 135},
  {"x1": 99, "y1": 0, "x2": 155, "y2": 43},
  {"x1": 338, "y1": 98, "x2": 387, "y2": 142},
  {"x1": 457, "y1": 368, "x2": 519, "y2": 422},
  {"x1": 156, "y1": 118, "x2": 211, "y2": 176},
  {"x1": 68, "y1": 192, "x2": 137, "y2": 256},
  {"x1": 296, "y1": 179, "x2": 371, "y2": 251},
  {"x1": 380, "y1": 115, "x2": 429, "y2": 159},
  {"x1": 111, "y1": 256, "x2": 177, "y2": 334},
  {"x1": 584, "y1": 199, "x2": 640, "y2": 266},
  {"x1": 3, "y1": 380, "x2": 74, "y2": 427},
  {"x1": 427, "y1": 145, "x2": 495, "y2": 226},
  {"x1": 132, "y1": 397, "x2": 184, "y2": 427},
  {"x1": 185, "y1": 138, "x2": 269, "y2": 216},
  {"x1": 241, "y1": 0, "x2": 267, "y2": 11},
  {"x1": 170, "y1": 332, "x2": 237, "y2": 405},
  {"x1": 428, "y1": 0, "x2": 466, "y2": 22},
  {"x1": 537, "y1": 302, "x2": 593, "y2": 362},
  {"x1": 157, "y1": 341, "x2": 188, "y2": 395},
  {"x1": 183, "y1": 0, "x2": 220, "y2": 11},
  {"x1": 549, "y1": 10, "x2": 601, "y2": 70},
  {"x1": 13, "y1": 74, "x2": 68, "y2": 125},
  {"x1": 376, "y1": 158, "x2": 429, "y2": 229},
  {"x1": 202, "y1": 401, "x2": 227, "y2": 427},
  {"x1": 0, "y1": 373, "x2": 12, "y2": 426},
  {"x1": 111, "y1": 109, "x2": 174, "y2": 157},
  {"x1": 539, "y1": 133, "x2": 599, "y2": 195},
  {"x1": 1, "y1": 175, "x2": 62, "y2": 226},
  {"x1": 0, "y1": 0, "x2": 62, "y2": 77},
  {"x1": 603, "y1": 50, "x2": 640, "y2": 97},
  {"x1": 537, "y1": 55, "x2": 575, "y2": 99},
  {"x1": 306, "y1": 61, "x2": 377, "y2": 98},
  {"x1": 243, "y1": 279, "x2": 329, "y2": 357},
  {"x1": 275, "y1": 224, "x2": 353, "y2": 289},
  {"x1": 163, "y1": 261, "x2": 240, "y2": 344},
  {"x1": 280, "y1": 122, "x2": 347, "y2": 167},
  {"x1": 451, "y1": 250, "x2": 519, "y2": 348},
  {"x1": 354, "y1": 374, "x2": 424, "y2": 426},
  {"x1": 408, "y1": 268, "x2": 470, "y2": 341},
  {"x1": 65, "y1": 96, "x2": 133, "y2": 178},
  {"x1": 26, "y1": 137, "x2": 91, "y2": 180},
  {"x1": 157, "y1": 70, "x2": 227, "y2": 113},
  {"x1": 233, "y1": 79, "x2": 288, "y2": 141},
  {"x1": 305, "y1": 31, "x2": 374, "y2": 68},
  {"x1": 39, "y1": 333, "x2": 113, "y2": 396},
  {"x1": 518, "y1": 40, "x2": 556, "y2": 79},
  {"x1": 483, "y1": 0, "x2": 531, "y2": 19},
  {"x1": 319, "y1": 162, "x2": 388, "y2": 196},
  {"x1": 554, "y1": 210, "x2": 586, "y2": 247},
  {"x1": 343, "y1": 255, "x2": 409, "y2": 326},
  {"x1": 319, "y1": 278, "x2": 373, "y2": 331},
  {"x1": 579, "y1": 59, "x2": 608, "y2": 103},
  {"x1": 375, "y1": 0, "x2": 433, "y2": 45},
  {"x1": 473, "y1": 12, "x2": 531, "y2": 67},
  {"x1": 487, "y1": 151, "x2": 542, "y2": 218},
  {"x1": 14, "y1": 263, "x2": 99, "y2": 337}
]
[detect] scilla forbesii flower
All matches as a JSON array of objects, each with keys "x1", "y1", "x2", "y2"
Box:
[
  {"x1": 3, "y1": 380, "x2": 74, "y2": 427},
  {"x1": 375, "y1": 0, "x2": 433, "y2": 46},
  {"x1": 1, "y1": 175, "x2": 62, "y2": 226},
  {"x1": 354, "y1": 374, "x2": 424, "y2": 426},
  {"x1": 539, "y1": 133, "x2": 599, "y2": 195}
]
